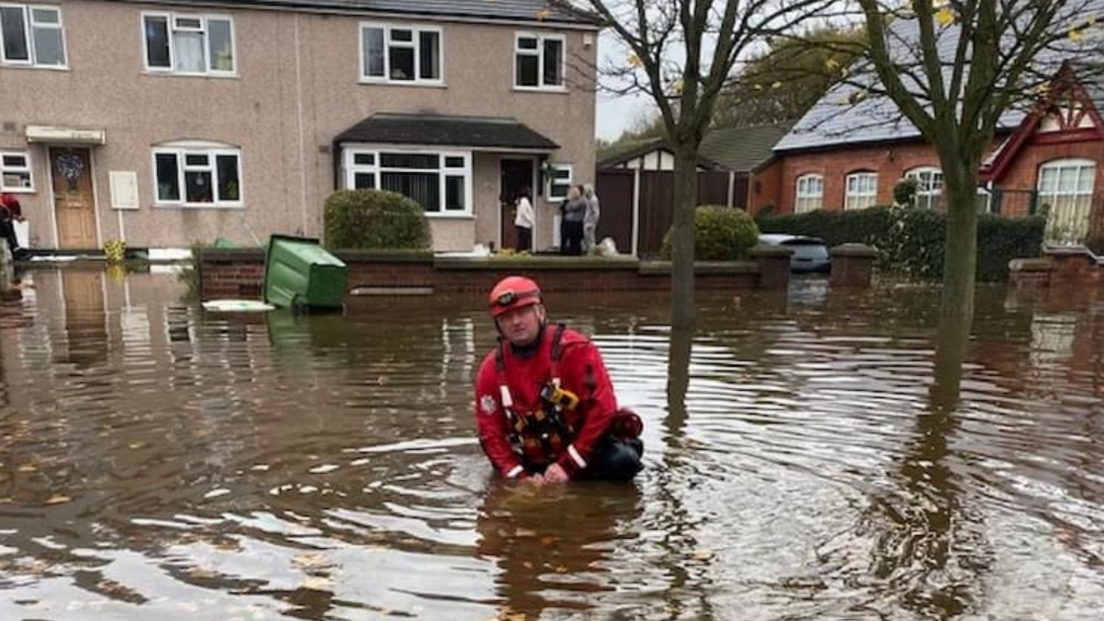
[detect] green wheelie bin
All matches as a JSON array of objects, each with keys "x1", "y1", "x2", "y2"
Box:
[{"x1": 263, "y1": 235, "x2": 347, "y2": 310}]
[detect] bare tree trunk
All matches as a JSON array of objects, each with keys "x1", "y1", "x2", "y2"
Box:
[
  {"x1": 670, "y1": 145, "x2": 699, "y2": 331},
  {"x1": 940, "y1": 161, "x2": 979, "y2": 320}
]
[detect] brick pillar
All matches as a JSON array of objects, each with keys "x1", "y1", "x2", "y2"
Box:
[
  {"x1": 830, "y1": 244, "x2": 877, "y2": 288},
  {"x1": 750, "y1": 244, "x2": 792, "y2": 290},
  {"x1": 1008, "y1": 257, "x2": 1052, "y2": 290}
]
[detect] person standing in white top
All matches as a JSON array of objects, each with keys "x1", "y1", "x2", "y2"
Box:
[
  {"x1": 514, "y1": 186, "x2": 534, "y2": 251},
  {"x1": 583, "y1": 184, "x2": 600, "y2": 254}
]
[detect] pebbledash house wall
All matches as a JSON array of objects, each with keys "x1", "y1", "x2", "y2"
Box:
[{"x1": 0, "y1": 1, "x2": 597, "y2": 251}]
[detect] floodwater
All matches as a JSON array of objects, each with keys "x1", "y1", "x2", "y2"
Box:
[{"x1": 0, "y1": 268, "x2": 1102, "y2": 621}]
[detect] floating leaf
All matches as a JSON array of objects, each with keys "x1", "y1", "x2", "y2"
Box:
[
  {"x1": 771, "y1": 81, "x2": 782, "y2": 89},
  {"x1": 204, "y1": 489, "x2": 231, "y2": 499},
  {"x1": 44, "y1": 495, "x2": 70, "y2": 505},
  {"x1": 309, "y1": 464, "x2": 339, "y2": 474}
]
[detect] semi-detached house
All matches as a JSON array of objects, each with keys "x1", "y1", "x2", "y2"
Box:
[{"x1": 0, "y1": 0, "x2": 600, "y2": 251}]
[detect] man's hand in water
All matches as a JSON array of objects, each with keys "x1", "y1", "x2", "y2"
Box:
[
  {"x1": 543, "y1": 464, "x2": 569, "y2": 484},
  {"x1": 524, "y1": 474, "x2": 545, "y2": 486}
]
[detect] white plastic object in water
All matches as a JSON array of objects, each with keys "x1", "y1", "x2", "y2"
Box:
[{"x1": 202, "y1": 299, "x2": 276, "y2": 312}]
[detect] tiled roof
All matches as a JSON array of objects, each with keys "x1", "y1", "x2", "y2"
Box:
[
  {"x1": 335, "y1": 112, "x2": 560, "y2": 150},
  {"x1": 774, "y1": 8, "x2": 1104, "y2": 153},
  {"x1": 121, "y1": 0, "x2": 601, "y2": 26},
  {"x1": 699, "y1": 122, "x2": 793, "y2": 171}
]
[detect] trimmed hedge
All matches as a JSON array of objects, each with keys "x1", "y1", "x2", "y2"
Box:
[
  {"x1": 323, "y1": 189, "x2": 430, "y2": 250},
  {"x1": 757, "y1": 206, "x2": 892, "y2": 249},
  {"x1": 757, "y1": 206, "x2": 1045, "y2": 281},
  {"x1": 660, "y1": 205, "x2": 760, "y2": 261}
]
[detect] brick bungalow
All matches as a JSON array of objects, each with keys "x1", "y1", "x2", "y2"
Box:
[{"x1": 760, "y1": 59, "x2": 1103, "y2": 246}]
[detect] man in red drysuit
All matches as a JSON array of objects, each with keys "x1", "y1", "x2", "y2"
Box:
[{"x1": 474, "y1": 275, "x2": 643, "y2": 484}]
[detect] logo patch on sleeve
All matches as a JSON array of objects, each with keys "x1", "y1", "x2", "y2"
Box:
[{"x1": 479, "y1": 394, "x2": 498, "y2": 416}]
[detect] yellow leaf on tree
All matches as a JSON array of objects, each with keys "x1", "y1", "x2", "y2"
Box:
[
  {"x1": 536, "y1": 9, "x2": 550, "y2": 21},
  {"x1": 935, "y1": 8, "x2": 956, "y2": 25},
  {"x1": 826, "y1": 58, "x2": 841, "y2": 70},
  {"x1": 627, "y1": 53, "x2": 642, "y2": 68},
  {"x1": 1068, "y1": 28, "x2": 1084, "y2": 41}
]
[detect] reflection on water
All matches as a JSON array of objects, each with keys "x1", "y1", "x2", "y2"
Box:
[{"x1": 1, "y1": 269, "x2": 1103, "y2": 620}]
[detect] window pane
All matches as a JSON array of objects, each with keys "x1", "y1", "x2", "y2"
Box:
[
  {"x1": 390, "y1": 29, "x2": 413, "y2": 42},
  {"x1": 1058, "y1": 166, "x2": 1077, "y2": 192},
  {"x1": 1077, "y1": 165, "x2": 1095, "y2": 193},
  {"x1": 208, "y1": 19, "x2": 233, "y2": 72},
  {"x1": 155, "y1": 153, "x2": 180, "y2": 201},
  {"x1": 444, "y1": 156, "x2": 464, "y2": 168},
  {"x1": 2, "y1": 171, "x2": 31, "y2": 189},
  {"x1": 363, "y1": 27, "x2": 384, "y2": 77},
  {"x1": 185, "y1": 153, "x2": 210, "y2": 167},
  {"x1": 419, "y1": 31, "x2": 440, "y2": 80},
  {"x1": 445, "y1": 176, "x2": 465, "y2": 210},
  {"x1": 543, "y1": 38, "x2": 563, "y2": 86},
  {"x1": 389, "y1": 45, "x2": 414, "y2": 80},
  {"x1": 382, "y1": 172, "x2": 439, "y2": 211},
  {"x1": 144, "y1": 16, "x2": 170, "y2": 68},
  {"x1": 31, "y1": 8, "x2": 59, "y2": 24},
  {"x1": 518, "y1": 37, "x2": 538, "y2": 50},
  {"x1": 216, "y1": 155, "x2": 239, "y2": 201},
  {"x1": 32, "y1": 25, "x2": 64, "y2": 65},
  {"x1": 1, "y1": 7, "x2": 30, "y2": 62},
  {"x1": 353, "y1": 153, "x2": 375, "y2": 166},
  {"x1": 380, "y1": 153, "x2": 439, "y2": 169},
  {"x1": 1038, "y1": 168, "x2": 1057, "y2": 193},
  {"x1": 173, "y1": 31, "x2": 205, "y2": 73},
  {"x1": 353, "y1": 173, "x2": 376, "y2": 189},
  {"x1": 185, "y1": 170, "x2": 214, "y2": 203},
  {"x1": 2, "y1": 154, "x2": 27, "y2": 168},
  {"x1": 516, "y1": 54, "x2": 539, "y2": 86}
]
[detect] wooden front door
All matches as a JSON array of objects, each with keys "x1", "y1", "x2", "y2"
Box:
[
  {"x1": 50, "y1": 148, "x2": 98, "y2": 249},
  {"x1": 500, "y1": 159, "x2": 534, "y2": 251}
]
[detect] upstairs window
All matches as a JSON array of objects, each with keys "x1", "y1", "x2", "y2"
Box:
[
  {"x1": 361, "y1": 23, "x2": 442, "y2": 84},
  {"x1": 143, "y1": 13, "x2": 235, "y2": 75},
  {"x1": 0, "y1": 4, "x2": 66, "y2": 67},
  {"x1": 515, "y1": 32, "x2": 564, "y2": 89}
]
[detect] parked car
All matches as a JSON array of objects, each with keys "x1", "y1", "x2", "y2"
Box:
[{"x1": 758, "y1": 234, "x2": 831, "y2": 273}]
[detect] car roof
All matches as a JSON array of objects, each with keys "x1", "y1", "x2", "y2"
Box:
[{"x1": 759, "y1": 234, "x2": 826, "y2": 245}]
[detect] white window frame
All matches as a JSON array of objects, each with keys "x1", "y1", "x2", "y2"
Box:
[
  {"x1": 141, "y1": 11, "x2": 236, "y2": 76},
  {"x1": 794, "y1": 174, "x2": 823, "y2": 213},
  {"x1": 0, "y1": 151, "x2": 33, "y2": 192},
  {"x1": 359, "y1": 22, "x2": 444, "y2": 85},
  {"x1": 1037, "y1": 158, "x2": 1096, "y2": 242},
  {"x1": 845, "y1": 171, "x2": 878, "y2": 210},
  {"x1": 0, "y1": 3, "x2": 66, "y2": 68},
  {"x1": 514, "y1": 32, "x2": 566, "y2": 90},
  {"x1": 546, "y1": 164, "x2": 573, "y2": 201},
  {"x1": 342, "y1": 146, "x2": 472, "y2": 217},
  {"x1": 904, "y1": 167, "x2": 943, "y2": 209},
  {"x1": 151, "y1": 145, "x2": 243, "y2": 208}
]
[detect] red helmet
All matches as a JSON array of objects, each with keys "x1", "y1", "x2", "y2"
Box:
[{"x1": 488, "y1": 275, "x2": 542, "y2": 317}]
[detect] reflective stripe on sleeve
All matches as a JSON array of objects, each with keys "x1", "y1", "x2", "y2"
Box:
[{"x1": 568, "y1": 444, "x2": 587, "y2": 469}]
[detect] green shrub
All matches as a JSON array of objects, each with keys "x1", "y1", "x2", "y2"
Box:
[
  {"x1": 894, "y1": 178, "x2": 918, "y2": 207},
  {"x1": 323, "y1": 189, "x2": 430, "y2": 250},
  {"x1": 660, "y1": 205, "x2": 760, "y2": 261},
  {"x1": 757, "y1": 206, "x2": 1044, "y2": 281}
]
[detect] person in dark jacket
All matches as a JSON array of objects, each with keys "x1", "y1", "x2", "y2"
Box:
[
  {"x1": 0, "y1": 193, "x2": 25, "y2": 259},
  {"x1": 559, "y1": 185, "x2": 587, "y2": 256}
]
